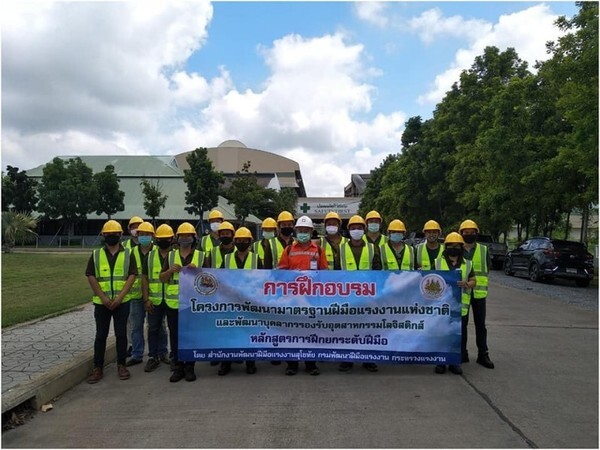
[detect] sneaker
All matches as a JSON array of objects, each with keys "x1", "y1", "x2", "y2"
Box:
[
  {"x1": 184, "y1": 365, "x2": 197, "y2": 382},
  {"x1": 170, "y1": 366, "x2": 184, "y2": 382},
  {"x1": 117, "y1": 364, "x2": 130, "y2": 380},
  {"x1": 87, "y1": 367, "x2": 103, "y2": 384},
  {"x1": 285, "y1": 363, "x2": 298, "y2": 376},
  {"x1": 448, "y1": 365, "x2": 463, "y2": 375},
  {"x1": 362, "y1": 363, "x2": 379, "y2": 372},
  {"x1": 305, "y1": 362, "x2": 320, "y2": 376},
  {"x1": 218, "y1": 362, "x2": 232, "y2": 376},
  {"x1": 434, "y1": 365, "x2": 447, "y2": 374},
  {"x1": 125, "y1": 357, "x2": 143, "y2": 367},
  {"x1": 477, "y1": 353, "x2": 495, "y2": 369},
  {"x1": 159, "y1": 354, "x2": 171, "y2": 365},
  {"x1": 338, "y1": 362, "x2": 354, "y2": 372},
  {"x1": 144, "y1": 358, "x2": 160, "y2": 372},
  {"x1": 246, "y1": 361, "x2": 257, "y2": 375}
]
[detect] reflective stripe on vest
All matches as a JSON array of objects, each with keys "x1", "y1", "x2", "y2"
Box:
[
  {"x1": 211, "y1": 248, "x2": 226, "y2": 269},
  {"x1": 466, "y1": 243, "x2": 488, "y2": 299},
  {"x1": 147, "y1": 248, "x2": 166, "y2": 306},
  {"x1": 201, "y1": 235, "x2": 219, "y2": 253},
  {"x1": 126, "y1": 245, "x2": 145, "y2": 300},
  {"x1": 165, "y1": 250, "x2": 203, "y2": 309},
  {"x1": 320, "y1": 236, "x2": 347, "y2": 270},
  {"x1": 416, "y1": 243, "x2": 444, "y2": 270},
  {"x1": 270, "y1": 238, "x2": 286, "y2": 268},
  {"x1": 380, "y1": 243, "x2": 414, "y2": 270},
  {"x1": 92, "y1": 248, "x2": 131, "y2": 305},
  {"x1": 434, "y1": 258, "x2": 473, "y2": 316},
  {"x1": 224, "y1": 251, "x2": 259, "y2": 269},
  {"x1": 339, "y1": 242, "x2": 374, "y2": 270},
  {"x1": 252, "y1": 240, "x2": 266, "y2": 260}
]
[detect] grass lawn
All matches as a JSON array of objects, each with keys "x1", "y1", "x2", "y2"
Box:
[{"x1": 2, "y1": 252, "x2": 92, "y2": 328}]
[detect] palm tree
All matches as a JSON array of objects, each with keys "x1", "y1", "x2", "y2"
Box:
[{"x1": 2, "y1": 211, "x2": 39, "y2": 253}]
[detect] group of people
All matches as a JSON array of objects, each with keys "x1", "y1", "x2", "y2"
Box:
[{"x1": 86, "y1": 209, "x2": 495, "y2": 384}]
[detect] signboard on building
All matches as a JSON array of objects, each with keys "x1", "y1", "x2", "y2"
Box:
[{"x1": 296, "y1": 197, "x2": 361, "y2": 220}]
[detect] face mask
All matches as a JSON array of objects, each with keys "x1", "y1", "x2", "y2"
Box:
[
  {"x1": 220, "y1": 236, "x2": 233, "y2": 246},
  {"x1": 296, "y1": 232, "x2": 311, "y2": 244},
  {"x1": 325, "y1": 226, "x2": 338, "y2": 235},
  {"x1": 262, "y1": 231, "x2": 275, "y2": 240},
  {"x1": 138, "y1": 236, "x2": 153, "y2": 246},
  {"x1": 463, "y1": 234, "x2": 477, "y2": 244},
  {"x1": 426, "y1": 233, "x2": 439, "y2": 243},
  {"x1": 104, "y1": 235, "x2": 121, "y2": 246},
  {"x1": 280, "y1": 227, "x2": 294, "y2": 237},
  {"x1": 178, "y1": 237, "x2": 194, "y2": 247},
  {"x1": 129, "y1": 229, "x2": 138, "y2": 237},
  {"x1": 389, "y1": 233, "x2": 404, "y2": 243},
  {"x1": 210, "y1": 222, "x2": 221, "y2": 232},
  {"x1": 349, "y1": 229, "x2": 364, "y2": 240},
  {"x1": 446, "y1": 247, "x2": 463, "y2": 257},
  {"x1": 367, "y1": 223, "x2": 380, "y2": 233},
  {"x1": 235, "y1": 242, "x2": 251, "y2": 252},
  {"x1": 156, "y1": 239, "x2": 172, "y2": 250}
]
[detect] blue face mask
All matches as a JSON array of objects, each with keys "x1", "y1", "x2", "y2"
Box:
[
  {"x1": 296, "y1": 232, "x2": 311, "y2": 244},
  {"x1": 389, "y1": 233, "x2": 404, "y2": 243},
  {"x1": 367, "y1": 223, "x2": 380, "y2": 233},
  {"x1": 138, "y1": 236, "x2": 153, "y2": 246}
]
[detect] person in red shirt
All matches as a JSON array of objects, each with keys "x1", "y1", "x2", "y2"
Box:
[{"x1": 277, "y1": 215, "x2": 328, "y2": 376}]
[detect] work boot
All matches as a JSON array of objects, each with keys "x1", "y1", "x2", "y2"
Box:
[
  {"x1": 159, "y1": 354, "x2": 170, "y2": 365},
  {"x1": 338, "y1": 362, "x2": 354, "y2": 372},
  {"x1": 462, "y1": 352, "x2": 470, "y2": 363},
  {"x1": 434, "y1": 365, "x2": 447, "y2": 374},
  {"x1": 477, "y1": 353, "x2": 495, "y2": 369},
  {"x1": 125, "y1": 357, "x2": 143, "y2": 367},
  {"x1": 285, "y1": 362, "x2": 299, "y2": 376},
  {"x1": 170, "y1": 365, "x2": 185, "y2": 383},
  {"x1": 305, "y1": 362, "x2": 320, "y2": 376},
  {"x1": 448, "y1": 365, "x2": 463, "y2": 375},
  {"x1": 144, "y1": 358, "x2": 160, "y2": 373},
  {"x1": 362, "y1": 363, "x2": 379, "y2": 372},
  {"x1": 117, "y1": 364, "x2": 131, "y2": 380},
  {"x1": 87, "y1": 367, "x2": 103, "y2": 384},
  {"x1": 184, "y1": 365, "x2": 197, "y2": 382},
  {"x1": 246, "y1": 361, "x2": 257, "y2": 374},
  {"x1": 218, "y1": 362, "x2": 232, "y2": 376}
]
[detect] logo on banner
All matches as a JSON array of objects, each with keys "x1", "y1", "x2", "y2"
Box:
[
  {"x1": 420, "y1": 274, "x2": 446, "y2": 300},
  {"x1": 194, "y1": 273, "x2": 218, "y2": 295}
]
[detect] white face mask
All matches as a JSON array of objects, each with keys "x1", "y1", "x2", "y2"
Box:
[
  {"x1": 325, "y1": 226, "x2": 338, "y2": 235},
  {"x1": 349, "y1": 229, "x2": 364, "y2": 240},
  {"x1": 263, "y1": 231, "x2": 275, "y2": 240},
  {"x1": 210, "y1": 222, "x2": 221, "y2": 232}
]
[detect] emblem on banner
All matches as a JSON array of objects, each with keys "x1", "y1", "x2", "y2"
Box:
[
  {"x1": 420, "y1": 274, "x2": 446, "y2": 300},
  {"x1": 194, "y1": 273, "x2": 218, "y2": 295}
]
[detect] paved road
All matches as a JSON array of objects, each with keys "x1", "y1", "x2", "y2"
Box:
[{"x1": 3, "y1": 280, "x2": 598, "y2": 448}]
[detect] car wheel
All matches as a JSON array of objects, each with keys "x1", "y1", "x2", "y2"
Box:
[
  {"x1": 504, "y1": 258, "x2": 514, "y2": 276},
  {"x1": 529, "y1": 262, "x2": 540, "y2": 282},
  {"x1": 576, "y1": 279, "x2": 591, "y2": 288}
]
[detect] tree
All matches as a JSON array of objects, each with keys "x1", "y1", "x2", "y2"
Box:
[
  {"x1": 93, "y1": 165, "x2": 125, "y2": 219},
  {"x1": 358, "y1": 153, "x2": 399, "y2": 216},
  {"x1": 225, "y1": 161, "x2": 275, "y2": 225},
  {"x1": 140, "y1": 179, "x2": 168, "y2": 224},
  {"x1": 183, "y1": 147, "x2": 224, "y2": 233},
  {"x1": 2, "y1": 165, "x2": 38, "y2": 213},
  {"x1": 2, "y1": 211, "x2": 39, "y2": 253},
  {"x1": 37, "y1": 157, "x2": 97, "y2": 237}
]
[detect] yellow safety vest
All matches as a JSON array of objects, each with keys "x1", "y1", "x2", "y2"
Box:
[
  {"x1": 380, "y1": 243, "x2": 414, "y2": 270},
  {"x1": 147, "y1": 248, "x2": 168, "y2": 306},
  {"x1": 224, "y1": 251, "x2": 259, "y2": 269},
  {"x1": 339, "y1": 242, "x2": 375, "y2": 270},
  {"x1": 91, "y1": 248, "x2": 132, "y2": 305},
  {"x1": 201, "y1": 234, "x2": 220, "y2": 253},
  {"x1": 320, "y1": 236, "x2": 347, "y2": 270},
  {"x1": 252, "y1": 239, "x2": 268, "y2": 260},
  {"x1": 269, "y1": 238, "x2": 287, "y2": 268},
  {"x1": 464, "y1": 243, "x2": 488, "y2": 299},
  {"x1": 123, "y1": 239, "x2": 136, "y2": 251},
  {"x1": 126, "y1": 245, "x2": 148, "y2": 300},
  {"x1": 416, "y1": 243, "x2": 445, "y2": 270},
  {"x1": 363, "y1": 234, "x2": 388, "y2": 246},
  {"x1": 211, "y1": 247, "x2": 235, "y2": 269},
  {"x1": 434, "y1": 257, "x2": 473, "y2": 316},
  {"x1": 165, "y1": 249, "x2": 203, "y2": 310}
]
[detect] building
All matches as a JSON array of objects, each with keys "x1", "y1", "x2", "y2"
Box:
[{"x1": 344, "y1": 173, "x2": 370, "y2": 197}]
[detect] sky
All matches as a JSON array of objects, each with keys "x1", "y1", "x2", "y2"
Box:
[{"x1": 1, "y1": 1, "x2": 578, "y2": 197}]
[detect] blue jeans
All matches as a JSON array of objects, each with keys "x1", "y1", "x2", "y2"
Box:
[
  {"x1": 94, "y1": 302, "x2": 130, "y2": 367},
  {"x1": 129, "y1": 298, "x2": 168, "y2": 359}
]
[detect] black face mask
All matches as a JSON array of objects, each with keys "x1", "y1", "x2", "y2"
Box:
[
  {"x1": 463, "y1": 234, "x2": 477, "y2": 244},
  {"x1": 280, "y1": 227, "x2": 294, "y2": 237},
  {"x1": 235, "y1": 242, "x2": 251, "y2": 252},
  {"x1": 104, "y1": 235, "x2": 121, "y2": 246},
  {"x1": 220, "y1": 236, "x2": 233, "y2": 246},
  {"x1": 156, "y1": 239, "x2": 172, "y2": 250},
  {"x1": 446, "y1": 248, "x2": 463, "y2": 257}
]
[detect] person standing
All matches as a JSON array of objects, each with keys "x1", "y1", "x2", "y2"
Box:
[
  {"x1": 459, "y1": 219, "x2": 494, "y2": 369},
  {"x1": 380, "y1": 220, "x2": 415, "y2": 270},
  {"x1": 159, "y1": 222, "x2": 204, "y2": 383},
  {"x1": 278, "y1": 215, "x2": 328, "y2": 376},
  {"x1": 200, "y1": 209, "x2": 224, "y2": 253},
  {"x1": 416, "y1": 220, "x2": 444, "y2": 270},
  {"x1": 123, "y1": 216, "x2": 143, "y2": 250},
  {"x1": 272, "y1": 211, "x2": 296, "y2": 268},
  {"x1": 252, "y1": 217, "x2": 277, "y2": 268},
  {"x1": 86, "y1": 220, "x2": 137, "y2": 384},
  {"x1": 320, "y1": 211, "x2": 347, "y2": 270},
  {"x1": 364, "y1": 210, "x2": 387, "y2": 246},
  {"x1": 433, "y1": 232, "x2": 476, "y2": 375}
]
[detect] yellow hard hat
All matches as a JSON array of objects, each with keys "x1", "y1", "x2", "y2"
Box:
[
  {"x1": 348, "y1": 215, "x2": 366, "y2": 227},
  {"x1": 277, "y1": 211, "x2": 294, "y2": 223},
  {"x1": 423, "y1": 220, "x2": 442, "y2": 232},
  {"x1": 444, "y1": 232, "x2": 465, "y2": 245},
  {"x1": 387, "y1": 219, "x2": 407, "y2": 232},
  {"x1": 324, "y1": 211, "x2": 342, "y2": 223},
  {"x1": 176, "y1": 222, "x2": 196, "y2": 235},
  {"x1": 155, "y1": 224, "x2": 174, "y2": 238},
  {"x1": 102, "y1": 220, "x2": 123, "y2": 234},
  {"x1": 218, "y1": 221, "x2": 235, "y2": 233},
  {"x1": 128, "y1": 216, "x2": 143, "y2": 228},
  {"x1": 208, "y1": 210, "x2": 224, "y2": 221},
  {"x1": 459, "y1": 219, "x2": 479, "y2": 233},
  {"x1": 262, "y1": 217, "x2": 277, "y2": 229},
  {"x1": 137, "y1": 222, "x2": 155, "y2": 234},
  {"x1": 365, "y1": 210, "x2": 382, "y2": 221},
  {"x1": 234, "y1": 227, "x2": 253, "y2": 240}
]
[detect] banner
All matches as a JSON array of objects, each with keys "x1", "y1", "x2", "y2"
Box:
[{"x1": 179, "y1": 269, "x2": 462, "y2": 365}]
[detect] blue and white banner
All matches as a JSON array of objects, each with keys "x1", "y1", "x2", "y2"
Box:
[{"x1": 179, "y1": 269, "x2": 462, "y2": 365}]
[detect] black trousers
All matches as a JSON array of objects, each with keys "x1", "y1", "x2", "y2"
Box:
[
  {"x1": 93, "y1": 302, "x2": 130, "y2": 367},
  {"x1": 462, "y1": 296, "x2": 488, "y2": 355},
  {"x1": 165, "y1": 304, "x2": 194, "y2": 368}
]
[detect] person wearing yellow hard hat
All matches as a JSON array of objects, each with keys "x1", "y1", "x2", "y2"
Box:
[
  {"x1": 365, "y1": 210, "x2": 387, "y2": 246},
  {"x1": 320, "y1": 211, "x2": 347, "y2": 270},
  {"x1": 124, "y1": 216, "x2": 144, "y2": 251},
  {"x1": 433, "y1": 232, "x2": 476, "y2": 376},
  {"x1": 86, "y1": 220, "x2": 137, "y2": 384},
  {"x1": 159, "y1": 222, "x2": 204, "y2": 383},
  {"x1": 338, "y1": 215, "x2": 381, "y2": 373},
  {"x1": 203, "y1": 221, "x2": 236, "y2": 270},
  {"x1": 201, "y1": 209, "x2": 224, "y2": 253},
  {"x1": 252, "y1": 217, "x2": 277, "y2": 269},
  {"x1": 270, "y1": 211, "x2": 295, "y2": 267},
  {"x1": 380, "y1": 220, "x2": 415, "y2": 271},
  {"x1": 217, "y1": 227, "x2": 263, "y2": 376},
  {"x1": 416, "y1": 220, "x2": 444, "y2": 270},
  {"x1": 459, "y1": 219, "x2": 494, "y2": 369},
  {"x1": 142, "y1": 224, "x2": 175, "y2": 373}
]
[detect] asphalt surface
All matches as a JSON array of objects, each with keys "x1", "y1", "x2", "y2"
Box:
[{"x1": 2, "y1": 278, "x2": 598, "y2": 448}]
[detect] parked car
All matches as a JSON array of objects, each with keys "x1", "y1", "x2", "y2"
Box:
[
  {"x1": 477, "y1": 234, "x2": 508, "y2": 270},
  {"x1": 504, "y1": 237, "x2": 595, "y2": 287}
]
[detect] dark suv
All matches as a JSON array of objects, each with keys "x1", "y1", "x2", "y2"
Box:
[{"x1": 504, "y1": 237, "x2": 595, "y2": 287}]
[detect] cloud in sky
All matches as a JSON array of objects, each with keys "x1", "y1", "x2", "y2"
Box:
[{"x1": 354, "y1": 2, "x2": 390, "y2": 28}]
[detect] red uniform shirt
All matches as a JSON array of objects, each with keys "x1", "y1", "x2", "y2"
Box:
[{"x1": 277, "y1": 241, "x2": 329, "y2": 270}]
